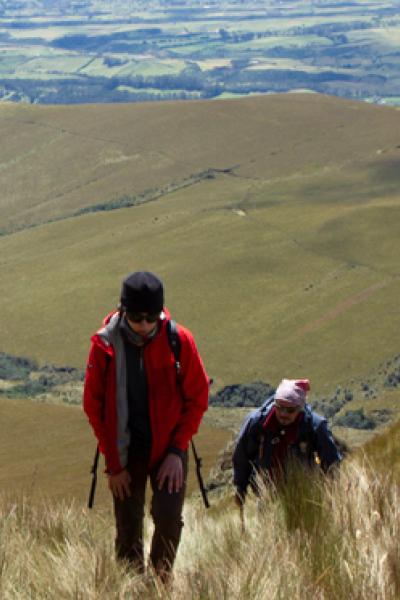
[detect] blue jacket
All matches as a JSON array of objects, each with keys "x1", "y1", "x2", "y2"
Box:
[{"x1": 233, "y1": 396, "x2": 341, "y2": 497}]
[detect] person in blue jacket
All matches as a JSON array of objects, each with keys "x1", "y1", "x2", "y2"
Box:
[{"x1": 233, "y1": 378, "x2": 341, "y2": 504}]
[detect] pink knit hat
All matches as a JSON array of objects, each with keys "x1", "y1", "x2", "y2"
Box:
[{"x1": 274, "y1": 379, "x2": 310, "y2": 407}]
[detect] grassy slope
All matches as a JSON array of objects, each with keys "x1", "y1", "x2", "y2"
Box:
[
  {"x1": 0, "y1": 86, "x2": 398, "y2": 585},
  {"x1": 0, "y1": 93, "x2": 399, "y2": 231},
  {"x1": 0, "y1": 396, "x2": 232, "y2": 505},
  {"x1": 1, "y1": 94, "x2": 399, "y2": 400},
  {"x1": 1, "y1": 457, "x2": 399, "y2": 599},
  {"x1": 363, "y1": 418, "x2": 400, "y2": 482}
]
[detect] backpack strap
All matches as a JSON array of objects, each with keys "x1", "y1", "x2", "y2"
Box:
[
  {"x1": 167, "y1": 319, "x2": 181, "y2": 377},
  {"x1": 297, "y1": 408, "x2": 316, "y2": 443}
]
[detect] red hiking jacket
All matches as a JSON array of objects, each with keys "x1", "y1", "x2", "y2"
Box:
[{"x1": 83, "y1": 310, "x2": 209, "y2": 474}]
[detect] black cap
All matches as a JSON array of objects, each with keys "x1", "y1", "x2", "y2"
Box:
[{"x1": 120, "y1": 271, "x2": 164, "y2": 314}]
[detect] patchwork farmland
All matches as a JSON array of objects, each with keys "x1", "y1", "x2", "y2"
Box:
[{"x1": 0, "y1": 0, "x2": 399, "y2": 104}]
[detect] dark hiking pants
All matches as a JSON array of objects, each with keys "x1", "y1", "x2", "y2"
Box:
[{"x1": 113, "y1": 452, "x2": 188, "y2": 577}]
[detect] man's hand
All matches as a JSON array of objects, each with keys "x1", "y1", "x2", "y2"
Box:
[
  {"x1": 156, "y1": 453, "x2": 183, "y2": 494},
  {"x1": 108, "y1": 469, "x2": 132, "y2": 500}
]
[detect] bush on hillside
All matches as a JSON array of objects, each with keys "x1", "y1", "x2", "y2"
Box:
[
  {"x1": 344, "y1": 389, "x2": 353, "y2": 402},
  {"x1": 384, "y1": 368, "x2": 400, "y2": 388},
  {"x1": 334, "y1": 408, "x2": 376, "y2": 430},
  {"x1": 312, "y1": 397, "x2": 346, "y2": 419},
  {"x1": 0, "y1": 353, "x2": 38, "y2": 380},
  {"x1": 311, "y1": 385, "x2": 356, "y2": 419},
  {"x1": 209, "y1": 381, "x2": 275, "y2": 407},
  {"x1": 75, "y1": 171, "x2": 217, "y2": 217},
  {"x1": 0, "y1": 352, "x2": 84, "y2": 399},
  {"x1": 39, "y1": 363, "x2": 84, "y2": 382},
  {"x1": 75, "y1": 194, "x2": 139, "y2": 214},
  {"x1": 370, "y1": 409, "x2": 392, "y2": 425},
  {"x1": 2, "y1": 378, "x2": 48, "y2": 398}
]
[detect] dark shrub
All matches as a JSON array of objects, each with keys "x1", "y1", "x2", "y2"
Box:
[
  {"x1": 209, "y1": 381, "x2": 275, "y2": 408},
  {"x1": 0, "y1": 353, "x2": 37, "y2": 380},
  {"x1": 335, "y1": 408, "x2": 376, "y2": 430},
  {"x1": 344, "y1": 389, "x2": 353, "y2": 402}
]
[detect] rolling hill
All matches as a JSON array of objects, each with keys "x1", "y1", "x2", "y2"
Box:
[{"x1": 1, "y1": 93, "x2": 399, "y2": 403}]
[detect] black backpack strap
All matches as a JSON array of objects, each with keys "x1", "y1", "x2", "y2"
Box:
[
  {"x1": 167, "y1": 319, "x2": 181, "y2": 377},
  {"x1": 259, "y1": 395, "x2": 276, "y2": 430}
]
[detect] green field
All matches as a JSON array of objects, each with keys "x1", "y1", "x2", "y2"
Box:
[
  {"x1": 0, "y1": 0, "x2": 399, "y2": 104},
  {"x1": 116, "y1": 85, "x2": 200, "y2": 97}
]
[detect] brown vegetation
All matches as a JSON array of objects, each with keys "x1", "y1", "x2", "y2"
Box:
[{"x1": 0, "y1": 456, "x2": 399, "y2": 599}]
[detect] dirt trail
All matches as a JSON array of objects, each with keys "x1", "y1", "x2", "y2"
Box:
[{"x1": 296, "y1": 281, "x2": 388, "y2": 337}]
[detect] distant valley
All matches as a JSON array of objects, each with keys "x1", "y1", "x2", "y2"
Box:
[{"x1": 0, "y1": 0, "x2": 399, "y2": 105}]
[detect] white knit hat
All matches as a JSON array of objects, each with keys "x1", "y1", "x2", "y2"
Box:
[{"x1": 274, "y1": 379, "x2": 310, "y2": 407}]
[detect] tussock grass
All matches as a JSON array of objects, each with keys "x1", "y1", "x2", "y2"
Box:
[
  {"x1": 1, "y1": 457, "x2": 399, "y2": 599},
  {"x1": 363, "y1": 419, "x2": 400, "y2": 483}
]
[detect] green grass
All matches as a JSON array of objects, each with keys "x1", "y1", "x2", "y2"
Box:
[
  {"x1": 79, "y1": 58, "x2": 187, "y2": 78},
  {"x1": 224, "y1": 34, "x2": 333, "y2": 52},
  {"x1": 380, "y1": 97, "x2": 400, "y2": 106},
  {"x1": 13, "y1": 55, "x2": 89, "y2": 74},
  {"x1": 0, "y1": 94, "x2": 399, "y2": 398},
  {"x1": 347, "y1": 25, "x2": 400, "y2": 49},
  {"x1": 124, "y1": 60, "x2": 187, "y2": 77},
  {"x1": 168, "y1": 42, "x2": 221, "y2": 58},
  {"x1": 0, "y1": 2, "x2": 397, "y2": 105},
  {"x1": 0, "y1": 56, "x2": 29, "y2": 72},
  {"x1": 116, "y1": 85, "x2": 199, "y2": 97}
]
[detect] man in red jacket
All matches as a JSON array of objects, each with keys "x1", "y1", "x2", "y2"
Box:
[{"x1": 83, "y1": 271, "x2": 209, "y2": 580}]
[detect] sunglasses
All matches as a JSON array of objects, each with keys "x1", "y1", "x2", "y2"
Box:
[
  {"x1": 126, "y1": 312, "x2": 160, "y2": 323},
  {"x1": 274, "y1": 403, "x2": 299, "y2": 415}
]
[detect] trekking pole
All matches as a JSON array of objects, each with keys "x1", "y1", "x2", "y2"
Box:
[
  {"x1": 167, "y1": 320, "x2": 210, "y2": 509},
  {"x1": 191, "y1": 440, "x2": 210, "y2": 509},
  {"x1": 87, "y1": 356, "x2": 110, "y2": 510},
  {"x1": 88, "y1": 446, "x2": 100, "y2": 509},
  {"x1": 240, "y1": 503, "x2": 245, "y2": 534}
]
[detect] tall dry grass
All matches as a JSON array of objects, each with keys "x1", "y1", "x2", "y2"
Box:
[{"x1": 0, "y1": 456, "x2": 399, "y2": 599}]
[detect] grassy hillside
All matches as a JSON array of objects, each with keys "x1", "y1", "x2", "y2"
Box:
[
  {"x1": 0, "y1": 396, "x2": 232, "y2": 506},
  {"x1": 1, "y1": 456, "x2": 399, "y2": 599},
  {"x1": 1, "y1": 93, "x2": 399, "y2": 400},
  {"x1": 363, "y1": 418, "x2": 400, "y2": 483},
  {"x1": 1, "y1": 93, "x2": 399, "y2": 233}
]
